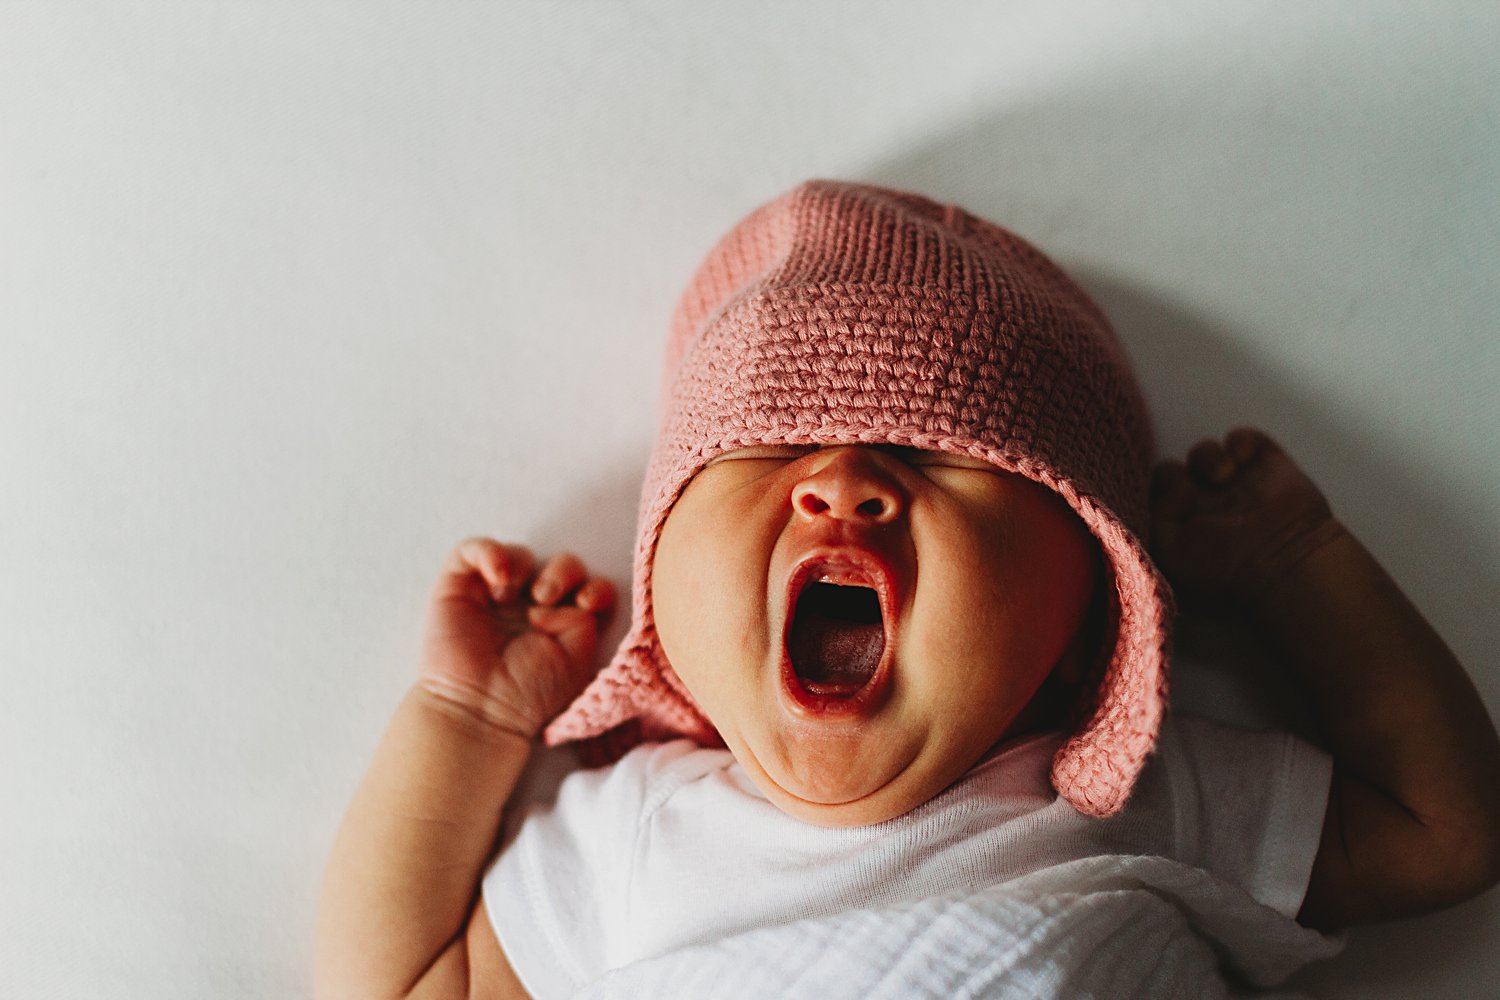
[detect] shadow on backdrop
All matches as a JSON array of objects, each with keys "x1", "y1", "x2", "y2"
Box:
[{"x1": 855, "y1": 65, "x2": 1498, "y2": 996}]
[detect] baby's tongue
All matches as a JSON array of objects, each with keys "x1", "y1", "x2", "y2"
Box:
[{"x1": 789, "y1": 583, "x2": 884, "y2": 693}]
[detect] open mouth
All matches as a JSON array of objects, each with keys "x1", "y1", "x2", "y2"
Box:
[{"x1": 784, "y1": 559, "x2": 891, "y2": 703}]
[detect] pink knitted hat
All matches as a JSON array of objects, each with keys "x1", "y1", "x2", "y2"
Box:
[{"x1": 545, "y1": 180, "x2": 1171, "y2": 818}]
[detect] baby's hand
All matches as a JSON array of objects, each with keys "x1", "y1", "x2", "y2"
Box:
[
  {"x1": 417, "y1": 538, "x2": 616, "y2": 738},
  {"x1": 1150, "y1": 428, "x2": 1344, "y2": 607}
]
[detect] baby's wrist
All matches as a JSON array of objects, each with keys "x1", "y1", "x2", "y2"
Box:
[
  {"x1": 413, "y1": 675, "x2": 542, "y2": 746},
  {"x1": 1243, "y1": 516, "x2": 1352, "y2": 617}
]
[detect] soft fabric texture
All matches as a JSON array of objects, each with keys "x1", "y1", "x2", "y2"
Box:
[
  {"x1": 490, "y1": 713, "x2": 1341, "y2": 998},
  {"x1": 544, "y1": 180, "x2": 1172, "y2": 817}
]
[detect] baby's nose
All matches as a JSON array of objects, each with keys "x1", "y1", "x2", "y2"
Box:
[{"x1": 791, "y1": 448, "x2": 905, "y2": 525}]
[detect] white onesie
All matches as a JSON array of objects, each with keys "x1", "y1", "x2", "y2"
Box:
[{"x1": 484, "y1": 713, "x2": 1343, "y2": 999}]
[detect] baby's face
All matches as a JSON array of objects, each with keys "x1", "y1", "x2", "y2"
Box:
[{"x1": 652, "y1": 443, "x2": 1098, "y2": 827}]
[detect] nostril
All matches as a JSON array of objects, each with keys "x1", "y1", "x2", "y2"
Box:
[
  {"x1": 856, "y1": 498, "x2": 887, "y2": 518},
  {"x1": 797, "y1": 493, "x2": 831, "y2": 516}
]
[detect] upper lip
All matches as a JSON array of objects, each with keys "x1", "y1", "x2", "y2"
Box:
[
  {"x1": 786, "y1": 550, "x2": 892, "y2": 601},
  {"x1": 780, "y1": 520, "x2": 907, "y2": 599}
]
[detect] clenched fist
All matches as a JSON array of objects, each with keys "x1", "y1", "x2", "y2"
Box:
[{"x1": 417, "y1": 538, "x2": 616, "y2": 739}]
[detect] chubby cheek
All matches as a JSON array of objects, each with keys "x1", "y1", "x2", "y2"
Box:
[
  {"x1": 901, "y1": 568, "x2": 1042, "y2": 744},
  {"x1": 651, "y1": 489, "x2": 779, "y2": 729},
  {"x1": 903, "y1": 502, "x2": 1093, "y2": 737}
]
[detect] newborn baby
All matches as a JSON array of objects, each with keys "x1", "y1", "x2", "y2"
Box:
[{"x1": 316, "y1": 181, "x2": 1500, "y2": 999}]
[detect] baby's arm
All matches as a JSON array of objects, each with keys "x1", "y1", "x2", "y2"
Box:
[
  {"x1": 315, "y1": 539, "x2": 614, "y2": 1000},
  {"x1": 1151, "y1": 429, "x2": 1500, "y2": 931}
]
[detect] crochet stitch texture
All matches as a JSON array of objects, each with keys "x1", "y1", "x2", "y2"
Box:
[{"x1": 545, "y1": 180, "x2": 1172, "y2": 817}]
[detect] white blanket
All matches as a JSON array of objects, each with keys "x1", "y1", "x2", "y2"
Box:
[{"x1": 579, "y1": 856, "x2": 1343, "y2": 1000}]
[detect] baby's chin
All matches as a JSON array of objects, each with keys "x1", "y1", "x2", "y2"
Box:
[{"x1": 730, "y1": 729, "x2": 958, "y2": 828}]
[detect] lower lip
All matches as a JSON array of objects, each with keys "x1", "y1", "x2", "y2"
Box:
[{"x1": 779, "y1": 654, "x2": 892, "y2": 718}]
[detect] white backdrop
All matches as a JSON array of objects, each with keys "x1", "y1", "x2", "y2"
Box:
[{"x1": 2, "y1": 3, "x2": 1497, "y2": 997}]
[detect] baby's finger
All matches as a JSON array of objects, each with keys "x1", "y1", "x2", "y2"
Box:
[
  {"x1": 531, "y1": 552, "x2": 588, "y2": 606},
  {"x1": 1224, "y1": 427, "x2": 1270, "y2": 465},
  {"x1": 484, "y1": 542, "x2": 540, "y2": 603},
  {"x1": 1186, "y1": 437, "x2": 1235, "y2": 486},
  {"x1": 443, "y1": 538, "x2": 537, "y2": 604},
  {"x1": 575, "y1": 576, "x2": 618, "y2": 617},
  {"x1": 528, "y1": 604, "x2": 601, "y2": 673}
]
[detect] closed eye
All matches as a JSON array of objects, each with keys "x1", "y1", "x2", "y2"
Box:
[
  {"x1": 708, "y1": 444, "x2": 818, "y2": 464},
  {"x1": 708, "y1": 443, "x2": 1001, "y2": 474},
  {"x1": 877, "y1": 445, "x2": 998, "y2": 472}
]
